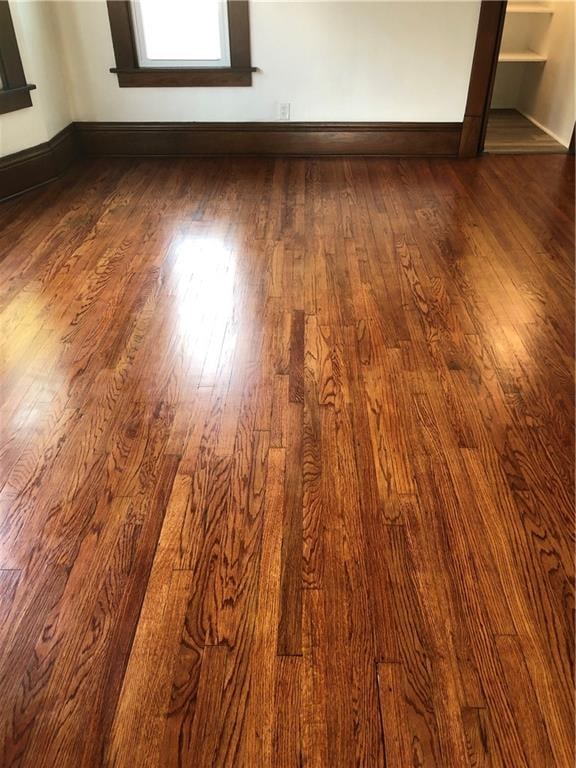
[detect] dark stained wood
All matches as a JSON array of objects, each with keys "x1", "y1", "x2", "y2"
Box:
[
  {"x1": 0, "y1": 0, "x2": 36, "y2": 114},
  {"x1": 111, "y1": 67, "x2": 254, "y2": 88},
  {"x1": 0, "y1": 121, "x2": 462, "y2": 203},
  {"x1": 107, "y1": 0, "x2": 254, "y2": 87},
  {"x1": 76, "y1": 121, "x2": 462, "y2": 157},
  {"x1": 0, "y1": 84, "x2": 35, "y2": 115},
  {"x1": 0, "y1": 125, "x2": 79, "y2": 201},
  {"x1": 459, "y1": 115, "x2": 484, "y2": 160},
  {"x1": 106, "y1": 0, "x2": 138, "y2": 70},
  {"x1": 460, "y1": 0, "x2": 507, "y2": 157},
  {"x1": 464, "y1": 0, "x2": 508, "y2": 116},
  {"x1": 0, "y1": 153, "x2": 573, "y2": 767},
  {"x1": 227, "y1": 0, "x2": 252, "y2": 69}
]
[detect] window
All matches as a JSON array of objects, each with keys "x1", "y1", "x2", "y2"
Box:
[
  {"x1": 0, "y1": 1, "x2": 36, "y2": 114},
  {"x1": 133, "y1": 0, "x2": 231, "y2": 68},
  {"x1": 107, "y1": 0, "x2": 254, "y2": 87}
]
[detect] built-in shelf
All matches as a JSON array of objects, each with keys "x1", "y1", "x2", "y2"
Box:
[
  {"x1": 506, "y1": 3, "x2": 553, "y2": 13},
  {"x1": 498, "y1": 51, "x2": 548, "y2": 62}
]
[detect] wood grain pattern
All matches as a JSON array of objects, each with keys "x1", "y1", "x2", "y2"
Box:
[
  {"x1": 0, "y1": 154, "x2": 573, "y2": 767},
  {"x1": 485, "y1": 110, "x2": 569, "y2": 154},
  {"x1": 76, "y1": 122, "x2": 462, "y2": 158},
  {"x1": 278, "y1": 402, "x2": 303, "y2": 656}
]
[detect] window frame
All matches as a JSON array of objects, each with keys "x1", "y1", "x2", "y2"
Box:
[
  {"x1": 0, "y1": 0, "x2": 36, "y2": 115},
  {"x1": 107, "y1": 0, "x2": 254, "y2": 87},
  {"x1": 132, "y1": 0, "x2": 231, "y2": 69}
]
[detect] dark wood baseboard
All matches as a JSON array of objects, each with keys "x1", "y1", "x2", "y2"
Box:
[
  {"x1": 1, "y1": 119, "x2": 466, "y2": 202},
  {"x1": 0, "y1": 124, "x2": 80, "y2": 201},
  {"x1": 75, "y1": 121, "x2": 461, "y2": 158}
]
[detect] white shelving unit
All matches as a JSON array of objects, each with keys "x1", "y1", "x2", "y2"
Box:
[
  {"x1": 506, "y1": 3, "x2": 553, "y2": 14},
  {"x1": 490, "y1": 0, "x2": 575, "y2": 151},
  {"x1": 498, "y1": 2, "x2": 553, "y2": 64},
  {"x1": 498, "y1": 51, "x2": 547, "y2": 62}
]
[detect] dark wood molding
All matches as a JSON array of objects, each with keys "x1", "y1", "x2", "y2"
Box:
[
  {"x1": 0, "y1": 124, "x2": 79, "y2": 201},
  {"x1": 110, "y1": 67, "x2": 255, "y2": 88},
  {"x1": 0, "y1": 0, "x2": 36, "y2": 114},
  {"x1": 568, "y1": 125, "x2": 575, "y2": 156},
  {"x1": 1, "y1": 118, "x2": 488, "y2": 201},
  {"x1": 0, "y1": 83, "x2": 35, "y2": 114},
  {"x1": 460, "y1": 0, "x2": 507, "y2": 158},
  {"x1": 75, "y1": 121, "x2": 461, "y2": 157},
  {"x1": 106, "y1": 0, "x2": 138, "y2": 70},
  {"x1": 107, "y1": 0, "x2": 254, "y2": 87},
  {"x1": 459, "y1": 116, "x2": 484, "y2": 161},
  {"x1": 228, "y1": 0, "x2": 251, "y2": 68}
]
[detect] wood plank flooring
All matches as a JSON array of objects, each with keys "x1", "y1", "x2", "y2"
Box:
[
  {"x1": 0, "y1": 154, "x2": 574, "y2": 767},
  {"x1": 485, "y1": 109, "x2": 568, "y2": 154}
]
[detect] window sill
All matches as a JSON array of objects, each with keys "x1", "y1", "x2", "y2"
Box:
[
  {"x1": 110, "y1": 67, "x2": 255, "y2": 87},
  {"x1": 0, "y1": 84, "x2": 36, "y2": 115}
]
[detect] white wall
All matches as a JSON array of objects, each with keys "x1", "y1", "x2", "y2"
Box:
[
  {"x1": 492, "y1": 65, "x2": 524, "y2": 108},
  {"x1": 0, "y1": 1, "x2": 72, "y2": 157},
  {"x1": 55, "y1": 0, "x2": 480, "y2": 123}
]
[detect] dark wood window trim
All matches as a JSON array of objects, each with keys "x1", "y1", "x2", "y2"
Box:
[
  {"x1": 107, "y1": 0, "x2": 254, "y2": 87},
  {"x1": 0, "y1": 0, "x2": 36, "y2": 114}
]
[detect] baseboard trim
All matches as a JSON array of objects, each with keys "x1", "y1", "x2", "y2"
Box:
[
  {"x1": 0, "y1": 124, "x2": 80, "y2": 201},
  {"x1": 1, "y1": 120, "x2": 464, "y2": 202},
  {"x1": 75, "y1": 121, "x2": 462, "y2": 158}
]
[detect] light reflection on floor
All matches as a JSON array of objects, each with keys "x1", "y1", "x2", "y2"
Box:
[{"x1": 170, "y1": 234, "x2": 238, "y2": 380}]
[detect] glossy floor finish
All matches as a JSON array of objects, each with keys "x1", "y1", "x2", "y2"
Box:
[{"x1": 0, "y1": 155, "x2": 574, "y2": 768}]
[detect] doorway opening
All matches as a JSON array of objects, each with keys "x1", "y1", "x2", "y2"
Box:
[{"x1": 484, "y1": 1, "x2": 574, "y2": 154}]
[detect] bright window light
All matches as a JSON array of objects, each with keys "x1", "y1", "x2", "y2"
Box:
[{"x1": 132, "y1": 0, "x2": 230, "y2": 67}]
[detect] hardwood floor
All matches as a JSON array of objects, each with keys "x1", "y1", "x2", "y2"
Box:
[
  {"x1": 0, "y1": 154, "x2": 573, "y2": 767},
  {"x1": 485, "y1": 109, "x2": 568, "y2": 154}
]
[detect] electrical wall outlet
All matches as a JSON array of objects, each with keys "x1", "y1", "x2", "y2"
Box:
[{"x1": 277, "y1": 102, "x2": 291, "y2": 121}]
